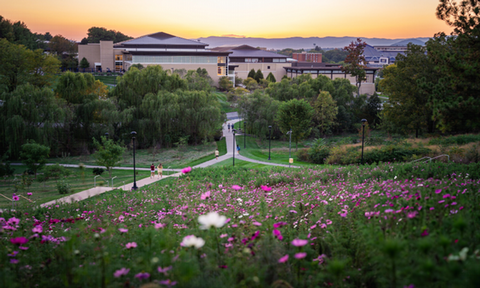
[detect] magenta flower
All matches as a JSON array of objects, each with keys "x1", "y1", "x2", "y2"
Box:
[
  {"x1": 326, "y1": 219, "x2": 332, "y2": 225},
  {"x1": 113, "y1": 268, "x2": 130, "y2": 278},
  {"x1": 158, "y1": 279, "x2": 177, "y2": 286},
  {"x1": 157, "y1": 266, "x2": 172, "y2": 275},
  {"x1": 291, "y1": 239, "x2": 308, "y2": 247},
  {"x1": 125, "y1": 242, "x2": 137, "y2": 249},
  {"x1": 32, "y1": 226, "x2": 43, "y2": 233},
  {"x1": 231, "y1": 185, "x2": 242, "y2": 190},
  {"x1": 10, "y1": 237, "x2": 28, "y2": 245},
  {"x1": 252, "y1": 221, "x2": 262, "y2": 226},
  {"x1": 273, "y1": 229, "x2": 283, "y2": 241},
  {"x1": 200, "y1": 191, "x2": 211, "y2": 200},
  {"x1": 278, "y1": 255, "x2": 289, "y2": 263},
  {"x1": 407, "y1": 212, "x2": 417, "y2": 219},
  {"x1": 12, "y1": 195, "x2": 19, "y2": 201},
  {"x1": 155, "y1": 223, "x2": 166, "y2": 229},
  {"x1": 435, "y1": 189, "x2": 442, "y2": 194},
  {"x1": 421, "y1": 229, "x2": 429, "y2": 237},
  {"x1": 260, "y1": 185, "x2": 272, "y2": 192},
  {"x1": 118, "y1": 228, "x2": 128, "y2": 233},
  {"x1": 295, "y1": 252, "x2": 307, "y2": 259},
  {"x1": 181, "y1": 166, "x2": 192, "y2": 174},
  {"x1": 10, "y1": 259, "x2": 19, "y2": 264},
  {"x1": 273, "y1": 221, "x2": 287, "y2": 228},
  {"x1": 135, "y1": 272, "x2": 150, "y2": 280},
  {"x1": 27, "y1": 193, "x2": 32, "y2": 196}
]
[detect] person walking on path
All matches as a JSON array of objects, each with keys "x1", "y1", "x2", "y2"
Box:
[
  {"x1": 157, "y1": 163, "x2": 163, "y2": 178},
  {"x1": 150, "y1": 163, "x2": 155, "y2": 179},
  {"x1": 231, "y1": 123, "x2": 234, "y2": 132},
  {"x1": 228, "y1": 123, "x2": 230, "y2": 132},
  {"x1": 236, "y1": 145, "x2": 240, "y2": 154},
  {"x1": 215, "y1": 149, "x2": 219, "y2": 160}
]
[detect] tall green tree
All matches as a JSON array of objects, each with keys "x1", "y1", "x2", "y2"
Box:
[
  {"x1": 92, "y1": 136, "x2": 125, "y2": 177},
  {"x1": 20, "y1": 140, "x2": 50, "y2": 178},
  {"x1": 254, "y1": 69, "x2": 264, "y2": 82},
  {"x1": 86, "y1": 27, "x2": 133, "y2": 43},
  {"x1": 247, "y1": 69, "x2": 256, "y2": 79},
  {"x1": 275, "y1": 99, "x2": 314, "y2": 150},
  {"x1": 342, "y1": 38, "x2": 367, "y2": 95},
  {"x1": 49, "y1": 35, "x2": 76, "y2": 55},
  {"x1": 313, "y1": 91, "x2": 338, "y2": 136},
  {"x1": 80, "y1": 57, "x2": 90, "y2": 72},
  {"x1": 266, "y1": 72, "x2": 276, "y2": 83}
]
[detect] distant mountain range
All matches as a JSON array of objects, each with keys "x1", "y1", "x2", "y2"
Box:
[{"x1": 196, "y1": 36, "x2": 431, "y2": 50}]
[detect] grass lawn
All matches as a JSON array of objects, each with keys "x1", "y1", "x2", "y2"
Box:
[
  {"x1": 46, "y1": 141, "x2": 222, "y2": 169},
  {"x1": 235, "y1": 135, "x2": 316, "y2": 167},
  {"x1": 0, "y1": 166, "x2": 153, "y2": 209},
  {"x1": 94, "y1": 75, "x2": 119, "y2": 85},
  {"x1": 208, "y1": 158, "x2": 270, "y2": 169}
]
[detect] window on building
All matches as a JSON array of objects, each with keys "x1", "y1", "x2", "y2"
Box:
[
  {"x1": 217, "y1": 57, "x2": 226, "y2": 63},
  {"x1": 217, "y1": 66, "x2": 225, "y2": 76},
  {"x1": 245, "y1": 58, "x2": 259, "y2": 63},
  {"x1": 115, "y1": 55, "x2": 123, "y2": 61},
  {"x1": 267, "y1": 66, "x2": 270, "y2": 69}
]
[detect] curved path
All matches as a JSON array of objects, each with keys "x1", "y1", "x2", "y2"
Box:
[{"x1": 32, "y1": 114, "x2": 297, "y2": 208}]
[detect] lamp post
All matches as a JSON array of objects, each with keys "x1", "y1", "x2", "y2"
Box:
[
  {"x1": 244, "y1": 121, "x2": 246, "y2": 149},
  {"x1": 287, "y1": 129, "x2": 292, "y2": 168},
  {"x1": 131, "y1": 131, "x2": 138, "y2": 190},
  {"x1": 361, "y1": 119, "x2": 367, "y2": 165},
  {"x1": 105, "y1": 132, "x2": 109, "y2": 140},
  {"x1": 232, "y1": 129, "x2": 236, "y2": 167},
  {"x1": 268, "y1": 125, "x2": 272, "y2": 160}
]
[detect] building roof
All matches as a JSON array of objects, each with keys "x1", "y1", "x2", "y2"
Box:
[
  {"x1": 363, "y1": 44, "x2": 405, "y2": 62},
  {"x1": 115, "y1": 32, "x2": 208, "y2": 49},
  {"x1": 211, "y1": 45, "x2": 287, "y2": 59}
]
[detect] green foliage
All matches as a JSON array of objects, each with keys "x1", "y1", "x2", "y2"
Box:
[
  {"x1": 48, "y1": 35, "x2": 76, "y2": 55},
  {"x1": 313, "y1": 91, "x2": 338, "y2": 136},
  {"x1": 56, "y1": 180, "x2": 72, "y2": 194},
  {"x1": 86, "y1": 26, "x2": 133, "y2": 43},
  {"x1": 266, "y1": 72, "x2": 276, "y2": 83},
  {"x1": 428, "y1": 134, "x2": 480, "y2": 145},
  {"x1": 342, "y1": 38, "x2": 367, "y2": 95},
  {"x1": 237, "y1": 90, "x2": 280, "y2": 141},
  {"x1": 128, "y1": 63, "x2": 144, "y2": 70},
  {"x1": 79, "y1": 57, "x2": 90, "y2": 69},
  {"x1": 254, "y1": 69, "x2": 264, "y2": 82},
  {"x1": 92, "y1": 167, "x2": 105, "y2": 175},
  {"x1": 0, "y1": 15, "x2": 43, "y2": 50},
  {"x1": 20, "y1": 140, "x2": 50, "y2": 178},
  {"x1": 275, "y1": 98, "x2": 314, "y2": 149},
  {"x1": 247, "y1": 69, "x2": 256, "y2": 79},
  {"x1": 0, "y1": 154, "x2": 14, "y2": 177},
  {"x1": 92, "y1": 136, "x2": 126, "y2": 177},
  {"x1": 307, "y1": 138, "x2": 331, "y2": 164},
  {"x1": 243, "y1": 77, "x2": 258, "y2": 90},
  {"x1": 218, "y1": 76, "x2": 233, "y2": 91},
  {"x1": 42, "y1": 164, "x2": 72, "y2": 181}
]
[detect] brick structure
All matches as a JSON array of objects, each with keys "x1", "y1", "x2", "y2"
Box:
[{"x1": 292, "y1": 52, "x2": 322, "y2": 63}]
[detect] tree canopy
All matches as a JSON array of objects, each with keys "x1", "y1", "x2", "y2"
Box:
[{"x1": 86, "y1": 27, "x2": 133, "y2": 43}]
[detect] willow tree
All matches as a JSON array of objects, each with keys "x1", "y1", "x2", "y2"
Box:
[
  {"x1": 275, "y1": 98, "x2": 314, "y2": 150},
  {"x1": 0, "y1": 84, "x2": 63, "y2": 158}
]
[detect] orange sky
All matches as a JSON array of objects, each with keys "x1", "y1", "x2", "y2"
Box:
[{"x1": 2, "y1": 0, "x2": 452, "y2": 41}]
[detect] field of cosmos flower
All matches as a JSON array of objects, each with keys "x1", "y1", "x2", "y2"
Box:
[{"x1": 2, "y1": 162, "x2": 480, "y2": 288}]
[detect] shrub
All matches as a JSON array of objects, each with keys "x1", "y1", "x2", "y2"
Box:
[
  {"x1": 307, "y1": 139, "x2": 331, "y2": 164},
  {"x1": 56, "y1": 180, "x2": 72, "y2": 194},
  {"x1": 296, "y1": 148, "x2": 310, "y2": 162},
  {"x1": 92, "y1": 168, "x2": 104, "y2": 175}
]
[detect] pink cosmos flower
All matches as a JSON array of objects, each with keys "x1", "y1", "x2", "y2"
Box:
[
  {"x1": 158, "y1": 279, "x2": 177, "y2": 286},
  {"x1": 155, "y1": 223, "x2": 166, "y2": 229},
  {"x1": 313, "y1": 254, "x2": 327, "y2": 264},
  {"x1": 220, "y1": 234, "x2": 228, "y2": 238},
  {"x1": 125, "y1": 242, "x2": 137, "y2": 249},
  {"x1": 326, "y1": 220, "x2": 332, "y2": 225},
  {"x1": 12, "y1": 195, "x2": 19, "y2": 201},
  {"x1": 200, "y1": 191, "x2": 211, "y2": 200},
  {"x1": 10, "y1": 259, "x2": 19, "y2": 264},
  {"x1": 273, "y1": 229, "x2": 283, "y2": 241},
  {"x1": 273, "y1": 222, "x2": 287, "y2": 228},
  {"x1": 10, "y1": 237, "x2": 28, "y2": 245},
  {"x1": 27, "y1": 193, "x2": 32, "y2": 196},
  {"x1": 407, "y1": 211, "x2": 417, "y2": 218},
  {"x1": 252, "y1": 221, "x2": 262, "y2": 226},
  {"x1": 113, "y1": 268, "x2": 130, "y2": 278},
  {"x1": 118, "y1": 228, "x2": 128, "y2": 233},
  {"x1": 278, "y1": 255, "x2": 289, "y2": 263},
  {"x1": 295, "y1": 252, "x2": 307, "y2": 259},
  {"x1": 291, "y1": 239, "x2": 308, "y2": 247},
  {"x1": 32, "y1": 226, "x2": 43, "y2": 233},
  {"x1": 320, "y1": 224, "x2": 327, "y2": 229},
  {"x1": 19, "y1": 246, "x2": 29, "y2": 250},
  {"x1": 157, "y1": 266, "x2": 172, "y2": 275},
  {"x1": 181, "y1": 167, "x2": 192, "y2": 174},
  {"x1": 135, "y1": 272, "x2": 150, "y2": 280},
  {"x1": 435, "y1": 189, "x2": 442, "y2": 194},
  {"x1": 231, "y1": 185, "x2": 242, "y2": 190},
  {"x1": 260, "y1": 185, "x2": 272, "y2": 192},
  {"x1": 421, "y1": 229, "x2": 429, "y2": 237}
]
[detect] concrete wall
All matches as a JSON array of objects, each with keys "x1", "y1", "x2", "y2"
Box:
[
  {"x1": 232, "y1": 62, "x2": 289, "y2": 82},
  {"x1": 100, "y1": 41, "x2": 114, "y2": 72},
  {"x1": 78, "y1": 41, "x2": 115, "y2": 71},
  {"x1": 78, "y1": 44, "x2": 100, "y2": 69}
]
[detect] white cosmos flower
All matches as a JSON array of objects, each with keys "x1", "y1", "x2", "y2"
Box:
[
  {"x1": 198, "y1": 212, "x2": 227, "y2": 229},
  {"x1": 181, "y1": 235, "x2": 205, "y2": 249}
]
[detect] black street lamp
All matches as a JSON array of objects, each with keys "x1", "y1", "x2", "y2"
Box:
[
  {"x1": 131, "y1": 131, "x2": 138, "y2": 190},
  {"x1": 244, "y1": 121, "x2": 246, "y2": 149},
  {"x1": 232, "y1": 129, "x2": 236, "y2": 167},
  {"x1": 268, "y1": 125, "x2": 272, "y2": 160},
  {"x1": 287, "y1": 129, "x2": 292, "y2": 168},
  {"x1": 361, "y1": 119, "x2": 367, "y2": 165}
]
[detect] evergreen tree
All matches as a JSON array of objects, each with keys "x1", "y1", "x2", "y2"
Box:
[
  {"x1": 254, "y1": 69, "x2": 264, "y2": 82},
  {"x1": 266, "y1": 72, "x2": 276, "y2": 83},
  {"x1": 247, "y1": 69, "x2": 256, "y2": 79},
  {"x1": 79, "y1": 57, "x2": 90, "y2": 72}
]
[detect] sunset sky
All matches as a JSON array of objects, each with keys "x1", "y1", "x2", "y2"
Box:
[{"x1": 3, "y1": 0, "x2": 452, "y2": 41}]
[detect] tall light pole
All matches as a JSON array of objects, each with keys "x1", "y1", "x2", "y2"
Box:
[
  {"x1": 131, "y1": 131, "x2": 138, "y2": 190},
  {"x1": 268, "y1": 125, "x2": 272, "y2": 160},
  {"x1": 361, "y1": 119, "x2": 367, "y2": 165},
  {"x1": 232, "y1": 129, "x2": 236, "y2": 167},
  {"x1": 244, "y1": 121, "x2": 246, "y2": 149},
  {"x1": 287, "y1": 129, "x2": 292, "y2": 168}
]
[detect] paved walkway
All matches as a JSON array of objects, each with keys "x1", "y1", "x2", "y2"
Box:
[{"x1": 13, "y1": 114, "x2": 298, "y2": 209}]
